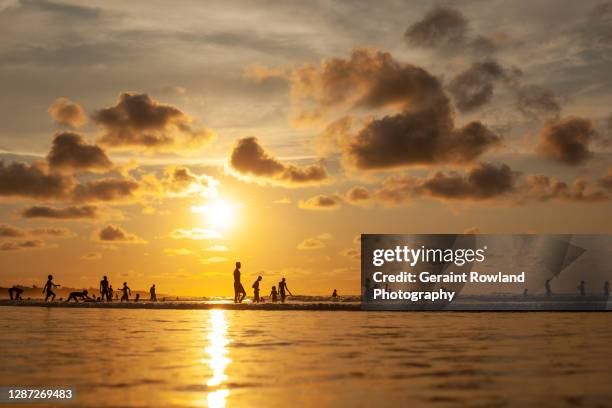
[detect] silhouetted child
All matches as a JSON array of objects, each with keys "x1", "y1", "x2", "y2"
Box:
[
  {"x1": 66, "y1": 290, "x2": 90, "y2": 302},
  {"x1": 270, "y1": 286, "x2": 278, "y2": 302},
  {"x1": 43, "y1": 275, "x2": 60, "y2": 302},
  {"x1": 107, "y1": 285, "x2": 114, "y2": 302},
  {"x1": 120, "y1": 282, "x2": 131, "y2": 302},
  {"x1": 150, "y1": 284, "x2": 157, "y2": 301},
  {"x1": 252, "y1": 276, "x2": 262, "y2": 303},
  {"x1": 578, "y1": 280, "x2": 585, "y2": 296},
  {"x1": 332, "y1": 289, "x2": 338, "y2": 300},
  {"x1": 8, "y1": 286, "x2": 23, "y2": 300}
]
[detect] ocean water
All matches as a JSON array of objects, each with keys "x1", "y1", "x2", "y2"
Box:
[{"x1": 0, "y1": 307, "x2": 611, "y2": 407}]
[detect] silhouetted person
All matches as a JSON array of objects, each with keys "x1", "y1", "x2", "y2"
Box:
[
  {"x1": 332, "y1": 289, "x2": 338, "y2": 299},
  {"x1": 135, "y1": 294, "x2": 140, "y2": 302},
  {"x1": 278, "y1": 278, "x2": 292, "y2": 303},
  {"x1": 578, "y1": 280, "x2": 585, "y2": 296},
  {"x1": 545, "y1": 279, "x2": 552, "y2": 296},
  {"x1": 100, "y1": 276, "x2": 110, "y2": 301},
  {"x1": 523, "y1": 288, "x2": 528, "y2": 297},
  {"x1": 270, "y1": 286, "x2": 278, "y2": 302},
  {"x1": 120, "y1": 282, "x2": 131, "y2": 302},
  {"x1": 150, "y1": 284, "x2": 157, "y2": 301},
  {"x1": 252, "y1": 276, "x2": 262, "y2": 303},
  {"x1": 604, "y1": 281, "x2": 610, "y2": 298},
  {"x1": 66, "y1": 290, "x2": 90, "y2": 302},
  {"x1": 107, "y1": 285, "x2": 114, "y2": 302},
  {"x1": 43, "y1": 274, "x2": 60, "y2": 302},
  {"x1": 8, "y1": 286, "x2": 23, "y2": 300},
  {"x1": 233, "y1": 262, "x2": 246, "y2": 303}
]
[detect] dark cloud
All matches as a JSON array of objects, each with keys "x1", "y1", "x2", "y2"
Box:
[
  {"x1": 72, "y1": 178, "x2": 139, "y2": 202},
  {"x1": 524, "y1": 174, "x2": 609, "y2": 203},
  {"x1": 0, "y1": 161, "x2": 73, "y2": 200},
  {"x1": 47, "y1": 97, "x2": 88, "y2": 128},
  {"x1": 404, "y1": 7, "x2": 468, "y2": 48},
  {"x1": 448, "y1": 61, "x2": 515, "y2": 112},
  {"x1": 0, "y1": 239, "x2": 45, "y2": 251},
  {"x1": 345, "y1": 186, "x2": 371, "y2": 204},
  {"x1": 96, "y1": 225, "x2": 144, "y2": 243},
  {"x1": 418, "y1": 163, "x2": 517, "y2": 200},
  {"x1": 20, "y1": 205, "x2": 99, "y2": 219},
  {"x1": 229, "y1": 137, "x2": 327, "y2": 185},
  {"x1": 0, "y1": 224, "x2": 26, "y2": 238},
  {"x1": 30, "y1": 227, "x2": 73, "y2": 237},
  {"x1": 346, "y1": 110, "x2": 501, "y2": 169},
  {"x1": 516, "y1": 85, "x2": 561, "y2": 119},
  {"x1": 536, "y1": 117, "x2": 594, "y2": 165},
  {"x1": 93, "y1": 93, "x2": 214, "y2": 151},
  {"x1": 47, "y1": 132, "x2": 112, "y2": 173},
  {"x1": 298, "y1": 194, "x2": 342, "y2": 210}
]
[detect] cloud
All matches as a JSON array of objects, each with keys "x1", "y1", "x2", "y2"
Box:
[
  {"x1": 204, "y1": 245, "x2": 229, "y2": 252},
  {"x1": 536, "y1": 117, "x2": 594, "y2": 165},
  {"x1": 243, "y1": 64, "x2": 289, "y2": 83},
  {"x1": 229, "y1": 136, "x2": 327, "y2": 185},
  {"x1": 93, "y1": 92, "x2": 214, "y2": 151},
  {"x1": 170, "y1": 228, "x2": 221, "y2": 240},
  {"x1": 523, "y1": 174, "x2": 609, "y2": 203},
  {"x1": 341, "y1": 247, "x2": 360, "y2": 260},
  {"x1": 164, "y1": 248, "x2": 196, "y2": 256},
  {"x1": 0, "y1": 224, "x2": 26, "y2": 237},
  {"x1": 47, "y1": 132, "x2": 112, "y2": 173},
  {"x1": 448, "y1": 60, "x2": 515, "y2": 112},
  {"x1": 163, "y1": 166, "x2": 218, "y2": 197},
  {"x1": 0, "y1": 161, "x2": 73, "y2": 200},
  {"x1": 95, "y1": 225, "x2": 145, "y2": 243},
  {"x1": 200, "y1": 256, "x2": 227, "y2": 264},
  {"x1": 296, "y1": 233, "x2": 331, "y2": 250},
  {"x1": 404, "y1": 7, "x2": 468, "y2": 48},
  {"x1": 47, "y1": 97, "x2": 88, "y2": 128},
  {"x1": 81, "y1": 252, "x2": 102, "y2": 260},
  {"x1": 516, "y1": 85, "x2": 561, "y2": 119},
  {"x1": 0, "y1": 239, "x2": 45, "y2": 251},
  {"x1": 345, "y1": 186, "x2": 372, "y2": 205},
  {"x1": 20, "y1": 205, "x2": 99, "y2": 219},
  {"x1": 0, "y1": 224, "x2": 73, "y2": 238},
  {"x1": 71, "y1": 178, "x2": 140, "y2": 202},
  {"x1": 273, "y1": 197, "x2": 291, "y2": 204},
  {"x1": 298, "y1": 194, "x2": 342, "y2": 210}
]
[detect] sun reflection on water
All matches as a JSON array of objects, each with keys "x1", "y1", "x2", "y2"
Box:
[{"x1": 205, "y1": 310, "x2": 231, "y2": 408}]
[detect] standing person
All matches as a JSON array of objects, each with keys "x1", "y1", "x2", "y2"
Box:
[
  {"x1": 100, "y1": 276, "x2": 110, "y2": 301},
  {"x1": 42, "y1": 275, "x2": 60, "y2": 302},
  {"x1": 252, "y1": 276, "x2": 262, "y2": 303},
  {"x1": 545, "y1": 279, "x2": 552, "y2": 296},
  {"x1": 150, "y1": 284, "x2": 157, "y2": 301},
  {"x1": 107, "y1": 285, "x2": 114, "y2": 302},
  {"x1": 332, "y1": 289, "x2": 338, "y2": 300},
  {"x1": 604, "y1": 281, "x2": 610, "y2": 297},
  {"x1": 278, "y1": 278, "x2": 292, "y2": 303},
  {"x1": 233, "y1": 262, "x2": 246, "y2": 303},
  {"x1": 120, "y1": 282, "x2": 131, "y2": 302},
  {"x1": 578, "y1": 280, "x2": 586, "y2": 296},
  {"x1": 8, "y1": 286, "x2": 23, "y2": 300}
]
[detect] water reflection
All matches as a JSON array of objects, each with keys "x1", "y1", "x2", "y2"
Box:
[{"x1": 205, "y1": 310, "x2": 231, "y2": 408}]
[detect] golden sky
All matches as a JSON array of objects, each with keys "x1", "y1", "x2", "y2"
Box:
[{"x1": 0, "y1": 0, "x2": 611, "y2": 296}]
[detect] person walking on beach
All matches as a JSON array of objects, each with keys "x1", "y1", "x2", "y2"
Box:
[
  {"x1": 578, "y1": 280, "x2": 586, "y2": 296},
  {"x1": 100, "y1": 276, "x2": 110, "y2": 301},
  {"x1": 42, "y1": 275, "x2": 60, "y2": 302},
  {"x1": 545, "y1": 279, "x2": 552, "y2": 296},
  {"x1": 65, "y1": 289, "x2": 90, "y2": 302},
  {"x1": 8, "y1": 286, "x2": 23, "y2": 300},
  {"x1": 120, "y1": 282, "x2": 131, "y2": 302},
  {"x1": 252, "y1": 276, "x2": 262, "y2": 303},
  {"x1": 270, "y1": 286, "x2": 278, "y2": 302},
  {"x1": 604, "y1": 281, "x2": 610, "y2": 297},
  {"x1": 278, "y1": 278, "x2": 292, "y2": 303},
  {"x1": 233, "y1": 262, "x2": 246, "y2": 303},
  {"x1": 150, "y1": 284, "x2": 157, "y2": 301}
]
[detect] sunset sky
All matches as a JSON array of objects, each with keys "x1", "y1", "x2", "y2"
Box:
[{"x1": 1, "y1": 0, "x2": 611, "y2": 296}]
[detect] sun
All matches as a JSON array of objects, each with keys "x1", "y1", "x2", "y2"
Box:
[{"x1": 191, "y1": 200, "x2": 238, "y2": 229}]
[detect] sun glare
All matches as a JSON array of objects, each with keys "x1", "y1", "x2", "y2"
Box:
[{"x1": 191, "y1": 200, "x2": 238, "y2": 229}]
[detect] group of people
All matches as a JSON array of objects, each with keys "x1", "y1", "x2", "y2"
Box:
[
  {"x1": 233, "y1": 262, "x2": 294, "y2": 303},
  {"x1": 544, "y1": 278, "x2": 610, "y2": 297}
]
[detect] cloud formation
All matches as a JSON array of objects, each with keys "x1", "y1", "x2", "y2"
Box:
[
  {"x1": 96, "y1": 225, "x2": 145, "y2": 243},
  {"x1": 47, "y1": 132, "x2": 113, "y2": 173},
  {"x1": 404, "y1": 7, "x2": 468, "y2": 48},
  {"x1": 0, "y1": 239, "x2": 45, "y2": 251},
  {"x1": 48, "y1": 97, "x2": 88, "y2": 128},
  {"x1": 72, "y1": 178, "x2": 140, "y2": 202},
  {"x1": 298, "y1": 194, "x2": 342, "y2": 210},
  {"x1": 296, "y1": 233, "x2": 331, "y2": 250},
  {"x1": 20, "y1": 205, "x2": 99, "y2": 219},
  {"x1": 229, "y1": 136, "x2": 327, "y2": 185},
  {"x1": 170, "y1": 228, "x2": 221, "y2": 240},
  {"x1": 0, "y1": 161, "x2": 73, "y2": 200},
  {"x1": 93, "y1": 92, "x2": 214, "y2": 151},
  {"x1": 163, "y1": 166, "x2": 218, "y2": 197},
  {"x1": 516, "y1": 85, "x2": 561, "y2": 119},
  {"x1": 536, "y1": 117, "x2": 594, "y2": 166}
]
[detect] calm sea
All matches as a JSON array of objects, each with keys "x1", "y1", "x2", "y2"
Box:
[{"x1": 0, "y1": 307, "x2": 611, "y2": 407}]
